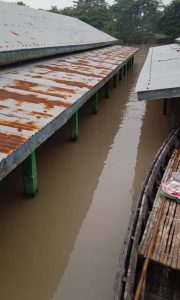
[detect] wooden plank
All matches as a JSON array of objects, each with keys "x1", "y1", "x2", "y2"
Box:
[
  {"x1": 174, "y1": 204, "x2": 180, "y2": 269},
  {"x1": 163, "y1": 202, "x2": 177, "y2": 266},
  {"x1": 154, "y1": 201, "x2": 176, "y2": 265},
  {"x1": 139, "y1": 151, "x2": 176, "y2": 257},
  {"x1": 139, "y1": 149, "x2": 180, "y2": 270},
  {"x1": 167, "y1": 206, "x2": 179, "y2": 268}
]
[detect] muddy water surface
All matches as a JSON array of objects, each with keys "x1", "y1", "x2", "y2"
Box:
[{"x1": 0, "y1": 45, "x2": 169, "y2": 300}]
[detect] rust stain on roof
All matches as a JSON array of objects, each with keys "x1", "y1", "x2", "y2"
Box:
[
  {"x1": 0, "y1": 132, "x2": 27, "y2": 154},
  {"x1": 10, "y1": 80, "x2": 75, "y2": 99},
  {"x1": 0, "y1": 119, "x2": 38, "y2": 131},
  {"x1": 50, "y1": 78, "x2": 92, "y2": 89},
  {"x1": 59, "y1": 59, "x2": 110, "y2": 71},
  {"x1": 30, "y1": 111, "x2": 53, "y2": 118},
  {"x1": 0, "y1": 89, "x2": 71, "y2": 108},
  {"x1": 36, "y1": 64, "x2": 102, "y2": 79}
]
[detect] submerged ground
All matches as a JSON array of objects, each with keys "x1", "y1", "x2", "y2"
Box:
[{"x1": 0, "y1": 45, "x2": 169, "y2": 300}]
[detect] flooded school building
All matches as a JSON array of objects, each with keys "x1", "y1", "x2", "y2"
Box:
[{"x1": 0, "y1": 1, "x2": 179, "y2": 300}]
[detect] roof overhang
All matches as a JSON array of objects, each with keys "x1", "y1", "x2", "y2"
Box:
[
  {"x1": 136, "y1": 43, "x2": 180, "y2": 101},
  {"x1": 0, "y1": 45, "x2": 138, "y2": 180}
]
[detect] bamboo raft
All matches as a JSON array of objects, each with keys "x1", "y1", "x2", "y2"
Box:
[{"x1": 114, "y1": 128, "x2": 180, "y2": 300}]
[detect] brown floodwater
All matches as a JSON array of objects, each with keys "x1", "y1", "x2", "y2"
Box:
[{"x1": 0, "y1": 45, "x2": 170, "y2": 300}]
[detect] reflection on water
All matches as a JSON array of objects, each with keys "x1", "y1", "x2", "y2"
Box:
[{"x1": 0, "y1": 45, "x2": 169, "y2": 300}]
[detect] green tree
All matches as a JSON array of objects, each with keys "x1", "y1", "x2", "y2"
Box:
[
  {"x1": 60, "y1": 7, "x2": 76, "y2": 17},
  {"x1": 48, "y1": 5, "x2": 60, "y2": 14},
  {"x1": 112, "y1": 0, "x2": 162, "y2": 43},
  {"x1": 72, "y1": 0, "x2": 112, "y2": 32},
  {"x1": 16, "y1": 1, "x2": 26, "y2": 5},
  {"x1": 158, "y1": 0, "x2": 180, "y2": 40},
  {"x1": 48, "y1": 5, "x2": 76, "y2": 17}
]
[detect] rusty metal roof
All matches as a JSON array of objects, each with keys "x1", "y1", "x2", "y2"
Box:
[
  {"x1": 0, "y1": 45, "x2": 138, "y2": 180},
  {"x1": 0, "y1": 1, "x2": 117, "y2": 65},
  {"x1": 136, "y1": 43, "x2": 180, "y2": 101}
]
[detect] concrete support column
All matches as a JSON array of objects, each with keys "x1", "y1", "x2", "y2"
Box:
[
  {"x1": 91, "y1": 92, "x2": 98, "y2": 114},
  {"x1": 163, "y1": 99, "x2": 168, "y2": 115},
  {"x1": 127, "y1": 60, "x2": 130, "y2": 71},
  {"x1": 130, "y1": 58, "x2": 133, "y2": 68},
  {"x1": 22, "y1": 151, "x2": 38, "y2": 197},
  {"x1": 169, "y1": 98, "x2": 180, "y2": 130},
  {"x1": 113, "y1": 74, "x2": 117, "y2": 88},
  {"x1": 163, "y1": 98, "x2": 172, "y2": 116},
  {"x1": 123, "y1": 64, "x2": 127, "y2": 76},
  {"x1": 104, "y1": 81, "x2": 110, "y2": 98},
  {"x1": 70, "y1": 111, "x2": 79, "y2": 141},
  {"x1": 119, "y1": 68, "x2": 123, "y2": 81}
]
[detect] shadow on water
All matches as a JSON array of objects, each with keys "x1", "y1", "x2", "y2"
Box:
[{"x1": 0, "y1": 45, "x2": 170, "y2": 300}]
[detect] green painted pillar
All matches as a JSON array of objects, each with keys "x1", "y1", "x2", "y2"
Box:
[
  {"x1": 119, "y1": 68, "x2": 123, "y2": 81},
  {"x1": 113, "y1": 74, "x2": 117, "y2": 88},
  {"x1": 104, "y1": 81, "x2": 110, "y2": 98},
  {"x1": 70, "y1": 111, "x2": 79, "y2": 142},
  {"x1": 91, "y1": 92, "x2": 98, "y2": 114},
  {"x1": 128, "y1": 60, "x2": 131, "y2": 71},
  {"x1": 127, "y1": 60, "x2": 130, "y2": 71},
  {"x1": 130, "y1": 58, "x2": 133, "y2": 68},
  {"x1": 22, "y1": 151, "x2": 38, "y2": 197},
  {"x1": 123, "y1": 64, "x2": 127, "y2": 76},
  {"x1": 163, "y1": 99, "x2": 167, "y2": 115}
]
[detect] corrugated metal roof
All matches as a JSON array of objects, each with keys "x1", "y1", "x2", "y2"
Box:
[
  {"x1": 176, "y1": 37, "x2": 180, "y2": 44},
  {"x1": 0, "y1": 45, "x2": 138, "y2": 179},
  {"x1": 136, "y1": 43, "x2": 180, "y2": 101},
  {"x1": 0, "y1": 1, "x2": 117, "y2": 64}
]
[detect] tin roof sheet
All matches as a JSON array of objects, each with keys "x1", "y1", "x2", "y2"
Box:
[
  {"x1": 0, "y1": 1, "x2": 117, "y2": 64},
  {"x1": 136, "y1": 43, "x2": 180, "y2": 101},
  {"x1": 0, "y1": 45, "x2": 138, "y2": 180}
]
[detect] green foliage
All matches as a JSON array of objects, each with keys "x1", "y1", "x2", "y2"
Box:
[
  {"x1": 72, "y1": 0, "x2": 111, "y2": 32},
  {"x1": 59, "y1": 7, "x2": 76, "y2": 17},
  {"x1": 16, "y1": 1, "x2": 26, "y2": 6},
  {"x1": 48, "y1": 6, "x2": 60, "y2": 14},
  {"x1": 158, "y1": 0, "x2": 180, "y2": 39},
  {"x1": 112, "y1": 0, "x2": 162, "y2": 43}
]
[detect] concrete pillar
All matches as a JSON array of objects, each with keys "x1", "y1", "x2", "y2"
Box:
[
  {"x1": 22, "y1": 151, "x2": 38, "y2": 197},
  {"x1": 113, "y1": 74, "x2": 117, "y2": 88},
  {"x1": 70, "y1": 111, "x2": 79, "y2": 141},
  {"x1": 104, "y1": 81, "x2": 110, "y2": 98},
  {"x1": 169, "y1": 98, "x2": 180, "y2": 130},
  {"x1": 127, "y1": 60, "x2": 130, "y2": 71},
  {"x1": 119, "y1": 68, "x2": 123, "y2": 81},
  {"x1": 123, "y1": 64, "x2": 127, "y2": 76},
  {"x1": 91, "y1": 92, "x2": 98, "y2": 114}
]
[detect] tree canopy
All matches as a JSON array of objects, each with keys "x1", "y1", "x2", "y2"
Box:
[
  {"x1": 158, "y1": 0, "x2": 180, "y2": 40},
  {"x1": 16, "y1": 0, "x2": 179, "y2": 44},
  {"x1": 16, "y1": 1, "x2": 26, "y2": 6},
  {"x1": 111, "y1": 0, "x2": 163, "y2": 43}
]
